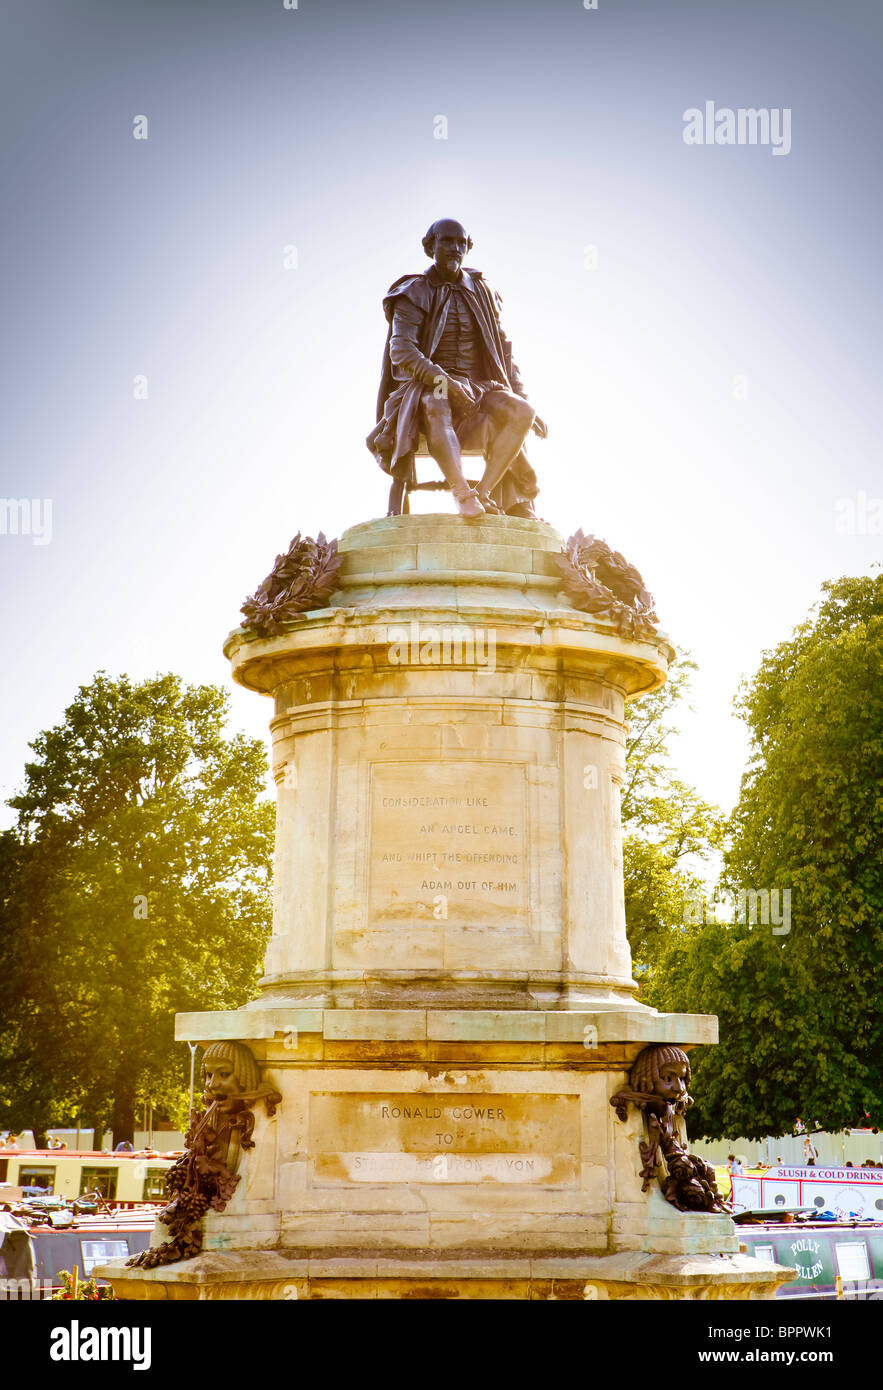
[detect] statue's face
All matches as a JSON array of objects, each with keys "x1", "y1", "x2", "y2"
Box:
[
  {"x1": 203, "y1": 1055, "x2": 243, "y2": 1100},
  {"x1": 655, "y1": 1060, "x2": 689, "y2": 1102},
  {"x1": 432, "y1": 220, "x2": 469, "y2": 277}
]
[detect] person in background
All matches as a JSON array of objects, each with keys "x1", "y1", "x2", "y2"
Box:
[{"x1": 727, "y1": 1154, "x2": 744, "y2": 1176}]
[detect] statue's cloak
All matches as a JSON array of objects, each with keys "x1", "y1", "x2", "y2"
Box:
[{"x1": 367, "y1": 267, "x2": 523, "y2": 482}]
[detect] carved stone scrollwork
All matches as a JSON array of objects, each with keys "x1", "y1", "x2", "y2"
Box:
[
  {"x1": 610, "y1": 1044, "x2": 730, "y2": 1215},
  {"x1": 240, "y1": 532, "x2": 343, "y2": 637},
  {"x1": 127, "y1": 1042, "x2": 281, "y2": 1269},
  {"x1": 555, "y1": 531, "x2": 659, "y2": 640}
]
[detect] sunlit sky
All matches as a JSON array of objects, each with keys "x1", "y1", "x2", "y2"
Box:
[{"x1": 1, "y1": 0, "x2": 880, "y2": 829}]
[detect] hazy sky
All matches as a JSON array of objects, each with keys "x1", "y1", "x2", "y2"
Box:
[{"x1": 1, "y1": 0, "x2": 880, "y2": 826}]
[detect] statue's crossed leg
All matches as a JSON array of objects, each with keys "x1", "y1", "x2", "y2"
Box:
[{"x1": 419, "y1": 387, "x2": 536, "y2": 517}]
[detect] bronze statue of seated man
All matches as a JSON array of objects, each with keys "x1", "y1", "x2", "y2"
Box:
[{"x1": 366, "y1": 219, "x2": 547, "y2": 519}]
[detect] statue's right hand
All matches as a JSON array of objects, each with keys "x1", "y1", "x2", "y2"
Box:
[{"x1": 447, "y1": 379, "x2": 477, "y2": 411}]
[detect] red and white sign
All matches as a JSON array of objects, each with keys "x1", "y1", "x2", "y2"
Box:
[{"x1": 731, "y1": 1165, "x2": 883, "y2": 1220}]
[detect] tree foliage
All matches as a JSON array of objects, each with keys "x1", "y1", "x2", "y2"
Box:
[
  {"x1": 622, "y1": 656, "x2": 724, "y2": 974},
  {"x1": 0, "y1": 673, "x2": 274, "y2": 1145},
  {"x1": 646, "y1": 575, "x2": 883, "y2": 1137}
]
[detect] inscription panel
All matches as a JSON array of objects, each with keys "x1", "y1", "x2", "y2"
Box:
[
  {"x1": 368, "y1": 761, "x2": 528, "y2": 929},
  {"x1": 309, "y1": 1091, "x2": 580, "y2": 1187}
]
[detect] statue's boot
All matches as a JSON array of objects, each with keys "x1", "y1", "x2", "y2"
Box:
[
  {"x1": 505, "y1": 500, "x2": 538, "y2": 520},
  {"x1": 477, "y1": 493, "x2": 504, "y2": 515},
  {"x1": 452, "y1": 486, "x2": 485, "y2": 519}
]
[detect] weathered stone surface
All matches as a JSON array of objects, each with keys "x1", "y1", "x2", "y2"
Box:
[
  {"x1": 108, "y1": 1057, "x2": 748, "y2": 1268},
  {"x1": 577, "y1": 1251, "x2": 796, "y2": 1300},
  {"x1": 175, "y1": 1006, "x2": 718, "y2": 1047},
  {"x1": 95, "y1": 1249, "x2": 794, "y2": 1300},
  {"x1": 107, "y1": 515, "x2": 781, "y2": 1301},
  {"x1": 308, "y1": 1088, "x2": 581, "y2": 1189},
  {"x1": 223, "y1": 516, "x2": 672, "y2": 1011}
]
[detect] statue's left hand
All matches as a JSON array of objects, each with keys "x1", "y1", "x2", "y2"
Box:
[{"x1": 532, "y1": 416, "x2": 548, "y2": 439}]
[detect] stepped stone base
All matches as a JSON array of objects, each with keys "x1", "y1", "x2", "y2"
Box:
[
  {"x1": 96, "y1": 1008, "x2": 794, "y2": 1300},
  {"x1": 100, "y1": 1250, "x2": 785, "y2": 1301}
]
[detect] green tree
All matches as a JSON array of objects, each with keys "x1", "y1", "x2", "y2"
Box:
[
  {"x1": 647, "y1": 575, "x2": 883, "y2": 1137},
  {"x1": 0, "y1": 673, "x2": 274, "y2": 1147},
  {"x1": 622, "y1": 655, "x2": 725, "y2": 976}
]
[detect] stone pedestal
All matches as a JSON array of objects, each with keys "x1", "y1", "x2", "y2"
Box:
[
  {"x1": 97, "y1": 515, "x2": 793, "y2": 1299},
  {"x1": 230, "y1": 514, "x2": 668, "y2": 1011}
]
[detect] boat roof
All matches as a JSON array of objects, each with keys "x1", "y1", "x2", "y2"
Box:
[
  {"x1": 3, "y1": 1149, "x2": 178, "y2": 1159},
  {"x1": 739, "y1": 1215, "x2": 883, "y2": 1232},
  {"x1": 24, "y1": 1211, "x2": 158, "y2": 1232}
]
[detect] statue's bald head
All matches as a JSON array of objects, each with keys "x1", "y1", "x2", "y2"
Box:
[{"x1": 422, "y1": 219, "x2": 473, "y2": 259}]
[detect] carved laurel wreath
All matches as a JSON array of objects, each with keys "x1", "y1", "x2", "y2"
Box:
[
  {"x1": 554, "y1": 530, "x2": 659, "y2": 640},
  {"x1": 241, "y1": 532, "x2": 343, "y2": 637}
]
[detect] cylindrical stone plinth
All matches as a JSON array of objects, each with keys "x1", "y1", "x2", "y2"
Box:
[{"x1": 224, "y1": 515, "x2": 673, "y2": 1010}]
